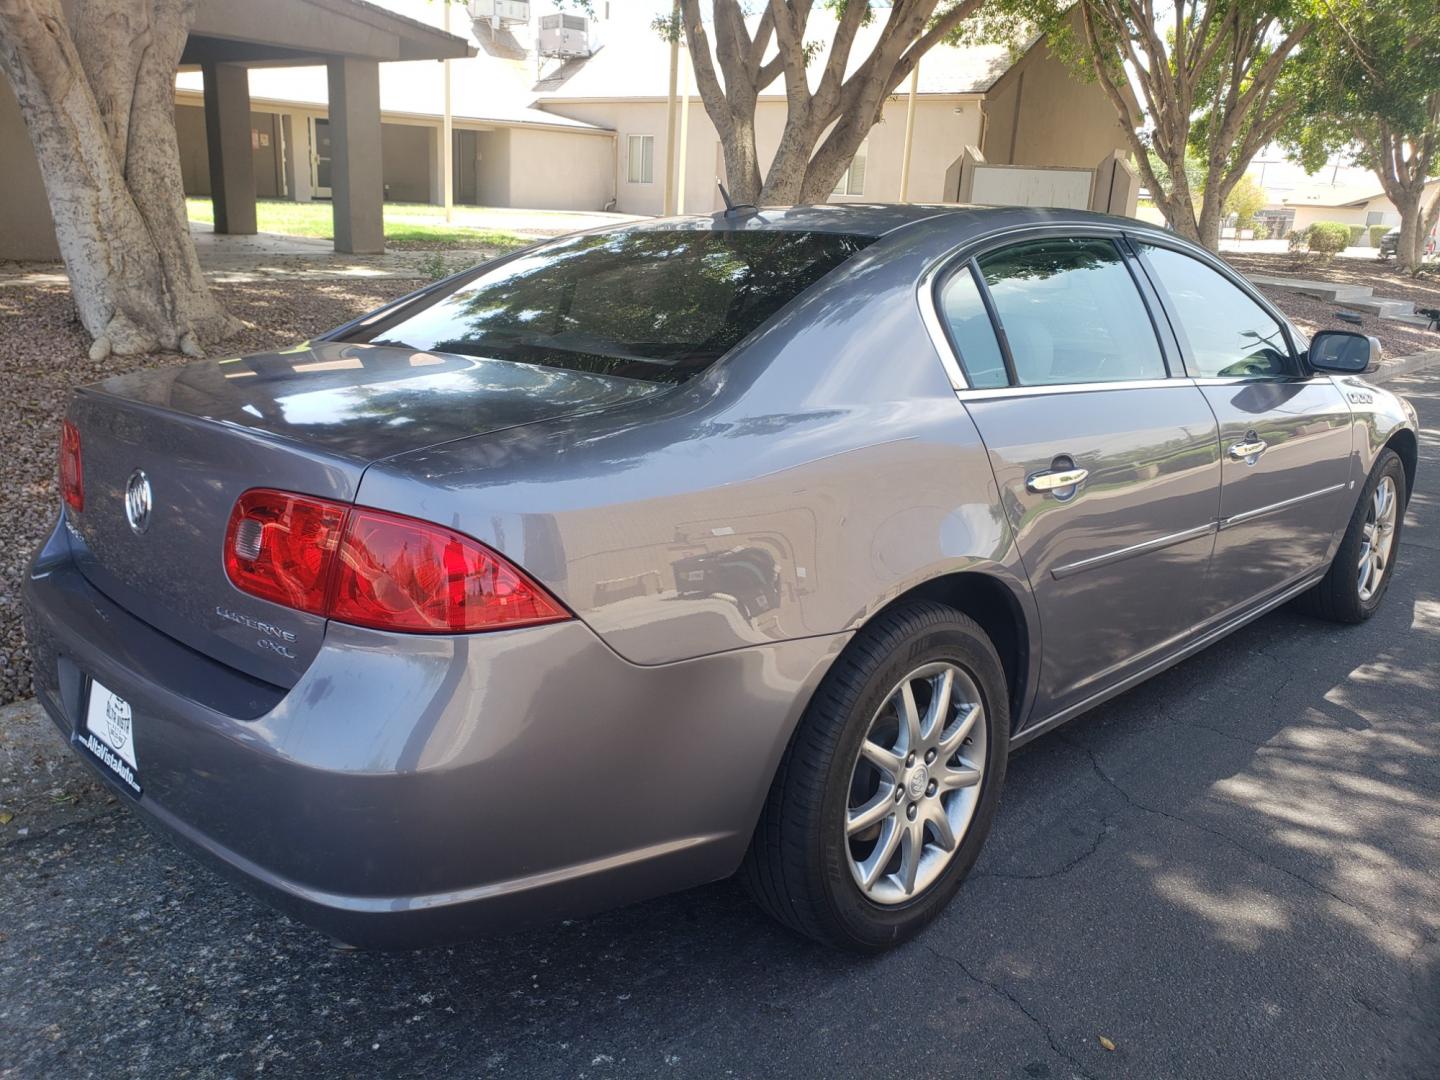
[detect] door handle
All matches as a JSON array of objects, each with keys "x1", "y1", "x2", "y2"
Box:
[
  {"x1": 1026, "y1": 467, "x2": 1089, "y2": 493},
  {"x1": 1228, "y1": 438, "x2": 1268, "y2": 460}
]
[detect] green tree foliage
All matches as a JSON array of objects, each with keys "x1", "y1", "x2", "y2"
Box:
[
  {"x1": 1224, "y1": 173, "x2": 1269, "y2": 228},
  {"x1": 1007, "y1": 0, "x2": 1314, "y2": 250},
  {"x1": 1281, "y1": 0, "x2": 1440, "y2": 272}
]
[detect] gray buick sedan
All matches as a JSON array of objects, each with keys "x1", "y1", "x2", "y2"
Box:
[{"x1": 24, "y1": 205, "x2": 1419, "y2": 952}]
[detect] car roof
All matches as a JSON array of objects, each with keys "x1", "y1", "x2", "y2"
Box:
[{"x1": 623, "y1": 203, "x2": 1177, "y2": 240}]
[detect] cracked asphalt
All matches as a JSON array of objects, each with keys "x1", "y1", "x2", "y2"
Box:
[{"x1": 3, "y1": 367, "x2": 1439, "y2": 1080}]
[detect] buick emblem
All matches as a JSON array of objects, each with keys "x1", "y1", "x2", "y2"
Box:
[{"x1": 124, "y1": 469, "x2": 153, "y2": 534}]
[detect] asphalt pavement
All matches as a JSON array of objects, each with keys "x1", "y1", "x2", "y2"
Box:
[{"x1": 3, "y1": 368, "x2": 1439, "y2": 1080}]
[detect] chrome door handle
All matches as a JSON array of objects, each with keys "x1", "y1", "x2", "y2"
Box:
[
  {"x1": 1228, "y1": 439, "x2": 1268, "y2": 460},
  {"x1": 1026, "y1": 467, "x2": 1089, "y2": 493}
]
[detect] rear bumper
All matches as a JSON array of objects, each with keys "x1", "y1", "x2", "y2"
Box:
[{"x1": 23, "y1": 518, "x2": 845, "y2": 948}]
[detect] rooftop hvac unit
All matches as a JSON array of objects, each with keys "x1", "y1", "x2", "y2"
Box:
[
  {"x1": 538, "y1": 13, "x2": 592, "y2": 58},
  {"x1": 467, "y1": 0, "x2": 530, "y2": 30}
]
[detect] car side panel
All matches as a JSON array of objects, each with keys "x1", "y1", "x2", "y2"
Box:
[
  {"x1": 965, "y1": 383, "x2": 1222, "y2": 720},
  {"x1": 1197, "y1": 377, "x2": 1355, "y2": 617}
]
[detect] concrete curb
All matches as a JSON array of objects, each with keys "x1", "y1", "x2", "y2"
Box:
[{"x1": 1372, "y1": 348, "x2": 1440, "y2": 384}]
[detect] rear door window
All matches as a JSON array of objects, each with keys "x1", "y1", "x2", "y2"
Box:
[
  {"x1": 976, "y1": 237, "x2": 1168, "y2": 386},
  {"x1": 937, "y1": 265, "x2": 1009, "y2": 389},
  {"x1": 343, "y1": 229, "x2": 874, "y2": 384}
]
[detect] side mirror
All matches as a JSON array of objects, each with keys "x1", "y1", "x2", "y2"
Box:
[{"x1": 1309, "y1": 330, "x2": 1381, "y2": 375}]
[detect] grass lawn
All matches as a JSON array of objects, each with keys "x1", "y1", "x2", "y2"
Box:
[{"x1": 186, "y1": 198, "x2": 528, "y2": 251}]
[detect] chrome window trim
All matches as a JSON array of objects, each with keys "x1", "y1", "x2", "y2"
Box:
[
  {"x1": 917, "y1": 220, "x2": 1192, "y2": 397},
  {"x1": 955, "y1": 377, "x2": 1185, "y2": 401},
  {"x1": 916, "y1": 257, "x2": 970, "y2": 390},
  {"x1": 1217, "y1": 483, "x2": 1349, "y2": 529},
  {"x1": 1188, "y1": 375, "x2": 1330, "y2": 387},
  {"x1": 1051, "y1": 521, "x2": 1218, "y2": 580}
]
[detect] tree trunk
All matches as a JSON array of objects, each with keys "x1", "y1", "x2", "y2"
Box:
[
  {"x1": 1421, "y1": 190, "x2": 1440, "y2": 265},
  {"x1": 1196, "y1": 199, "x2": 1224, "y2": 252},
  {"x1": 717, "y1": 113, "x2": 763, "y2": 204},
  {"x1": 684, "y1": 0, "x2": 980, "y2": 209},
  {"x1": 0, "y1": 0, "x2": 238, "y2": 360},
  {"x1": 1387, "y1": 189, "x2": 1424, "y2": 274}
]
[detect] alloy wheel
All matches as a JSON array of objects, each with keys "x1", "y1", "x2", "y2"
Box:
[
  {"x1": 843, "y1": 661, "x2": 987, "y2": 905},
  {"x1": 1357, "y1": 475, "x2": 1398, "y2": 603}
]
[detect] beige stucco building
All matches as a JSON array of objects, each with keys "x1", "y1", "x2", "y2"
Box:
[
  {"x1": 1, "y1": 1, "x2": 1139, "y2": 260},
  {"x1": 0, "y1": 0, "x2": 469, "y2": 261}
]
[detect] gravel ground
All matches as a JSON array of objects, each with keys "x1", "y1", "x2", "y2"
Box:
[
  {"x1": 0, "y1": 278, "x2": 426, "y2": 706},
  {"x1": 1224, "y1": 251, "x2": 1440, "y2": 357}
]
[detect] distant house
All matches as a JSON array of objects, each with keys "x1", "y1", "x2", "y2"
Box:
[{"x1": 1249, "y1": 166, "x2": 1439, "y2": 241}]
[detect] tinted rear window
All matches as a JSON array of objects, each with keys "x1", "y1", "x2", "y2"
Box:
[{"x1": 345, "y1": 229, "x2": 874, "y2": 384}]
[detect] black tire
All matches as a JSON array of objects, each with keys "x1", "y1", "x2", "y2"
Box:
[
  {"x1": 741, "y1": 601, "x2": 1009, "y2": 952},
  {"x1": 1300, "y1": 448, "x2": 1407, "y2": 623}
]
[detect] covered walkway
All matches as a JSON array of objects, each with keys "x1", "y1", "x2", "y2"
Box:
[{"x1": 0, "y1": 0, "x2": 470, "y2": 260}]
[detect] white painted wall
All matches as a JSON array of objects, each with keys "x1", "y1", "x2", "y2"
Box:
[
  {"x1": 543, "y1": 94, "x2": 986, "y2": 216},
  {"x1": 970, "y1": 166, "x2": 1093, "y2": 209}
]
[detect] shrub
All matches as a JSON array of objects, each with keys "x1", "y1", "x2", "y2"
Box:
[
  {"x1": 1306, "y1": 221, "x2": 1351, "y2": 256},
  {"x1": 1347, "y1": 224, "x2": 1365, "y2": 247},
  {"x1": 1369, "y1": 224, "x2": 1391, "y2": 248},
  {"x1": 1252, "y1": 222, "x2": 1270, "y2": 241},
  {"x1": 1287, "y1": 229, "x2": 1309, "y2": 252},
  {"x1": 416, "y1": 251, "x2": 462, "y2": 282}
]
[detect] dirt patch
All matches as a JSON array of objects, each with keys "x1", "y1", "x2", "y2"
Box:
[
  {"x1": 0, "y1": 278, "x2": 426, "y2": 706},
  {"x1": 1224, "y1": 252, "x2": 1440, "y2": 358}
]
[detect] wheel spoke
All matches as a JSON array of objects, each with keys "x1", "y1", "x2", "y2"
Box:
[
  {"x1": 922, "y1": 667, "x2": 955, "y2": 742},
  {"x1": 847, "y1": 789, "x2": 896, "y2": 836},
  {"x1": 860, "y1": 817, "x2": 902, "y2": 888},
  {"x1": 925, "y1": 801, "x2": 957, "y2": 852},
  {"x1": 896, "y1": 681, "x2": 922, "y2": 754},
  {"x1": 897, "y1": 820, "x2": 923, "y2": 894},
  {"x1": 937, "y1": 702, "x2": 982, "y2": 760},
  {"x1": 936, "y1": 761, "x2": 982, "y2": 792},
  {"x1": 859, "y1": 739, "x2": 903, "y2": 780}
]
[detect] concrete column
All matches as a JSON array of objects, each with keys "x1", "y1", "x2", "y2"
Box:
[
  {"x1": 326, "y1": 56, "x2": 384, "y2": 254},
  {"x1": 202, "y1": 62, "x2": 257, "y2": 235},
  {"x1": 289, "y1": 115, "x2": 315, "y2": 202},
  {"x1": 428, "y1": 125, "x2": 444, "y2": 205}
]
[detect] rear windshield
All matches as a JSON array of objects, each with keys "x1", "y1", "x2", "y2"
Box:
[{"x1": 343, "y1": 229, "x2": 874, "y2": 384}]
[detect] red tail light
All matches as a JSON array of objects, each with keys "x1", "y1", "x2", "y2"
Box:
[
  {"x1": 223, "y1": 489, "x2": 570, "y2": 634},
  {"x1": 224, "y1": 490, "x2": 347, "y2": 616},
  {"x1": 59, "y1": 420, "x2": 84, "y2": 512}
]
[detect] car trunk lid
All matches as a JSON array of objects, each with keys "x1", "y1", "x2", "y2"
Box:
[{"x1": 64, "y1": 342, "x2": 661, "y2": 687}]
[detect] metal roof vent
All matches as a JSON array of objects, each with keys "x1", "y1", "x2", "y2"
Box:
[
  {"x1": 538, "y1": 12, "x2": 593, "y2": 58},
  {"x1": 466, "y1": 0, "x2": 530, "y2": 32}
]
